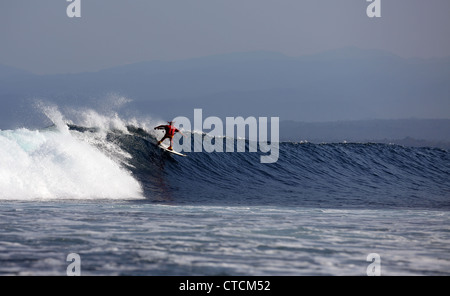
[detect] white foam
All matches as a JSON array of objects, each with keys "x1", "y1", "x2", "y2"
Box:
[
  {"x1": 69, "y1": 108, "x2": 130, "y2": 134},
  {"x1": 0, "y1": 127, "x2": 143, "y2": 200}
]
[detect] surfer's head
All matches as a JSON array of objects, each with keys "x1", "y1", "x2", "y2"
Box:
[{"x1": 168, "y1": 121, "x2": 174, "y2": 125}]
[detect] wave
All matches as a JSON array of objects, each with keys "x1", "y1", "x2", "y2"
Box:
[
  {"x1": 1, "y1": 107, "x2": 449, "y2": 209},
  {"x1": 0, "y1": 107, "x2": 145, "y2": 200}
]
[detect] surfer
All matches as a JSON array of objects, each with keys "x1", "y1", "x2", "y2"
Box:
[{"x1": 154, "y1": 121, "x2": 184, "y2": 151}]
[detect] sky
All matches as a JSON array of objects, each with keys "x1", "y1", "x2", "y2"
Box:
[{"x1": 1, "y1": 0, "x2": 450, "y2": 74}]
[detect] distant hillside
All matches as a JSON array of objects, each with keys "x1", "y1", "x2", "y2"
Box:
[
  {"x1": 280, "y1": 119, "x2": 450, "y2": 149},
  {"x1": 0, "y1": 64, "x2": 33, "y2": 81},
  {"x1": 0, "y1": 48, "x2": 449, "y2": 132}
]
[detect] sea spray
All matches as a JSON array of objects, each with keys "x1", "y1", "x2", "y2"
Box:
[{"x1": 0, "y1": 107, "x2": 144, "y2": 200}]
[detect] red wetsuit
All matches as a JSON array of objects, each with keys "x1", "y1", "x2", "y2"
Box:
[{"x1": 155, "y1": 124, "x2": 180, "y2": 149}]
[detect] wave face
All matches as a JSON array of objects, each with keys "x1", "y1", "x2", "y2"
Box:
[
  {"x1": 1, "y1": 110, "x2": 449, "y2": 209},
  {"x1": 137, "y1": 133, "x2": 450, "y2": 210}
]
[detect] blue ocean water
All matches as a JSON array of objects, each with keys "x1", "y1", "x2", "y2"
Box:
[{"x1": 0, "y1": 111, "x2": 449, "y2": 275}]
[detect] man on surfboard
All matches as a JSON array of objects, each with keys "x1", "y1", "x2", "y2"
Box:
[{"x1": 154, "y1": 121, "x2": 183, "y2": 151}]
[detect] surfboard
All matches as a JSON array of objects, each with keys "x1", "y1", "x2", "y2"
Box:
[{"x1": 158, "y1": 143, "x2": 187, "y2": 157}]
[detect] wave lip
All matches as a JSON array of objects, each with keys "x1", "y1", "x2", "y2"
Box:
[{"x1": 0, "y1": 127, "x2": 143, "y2": 201}]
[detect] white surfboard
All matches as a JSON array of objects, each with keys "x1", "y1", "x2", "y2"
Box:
[{"x1": 158, "y1": 143, "x2": 187, "y2": 157}]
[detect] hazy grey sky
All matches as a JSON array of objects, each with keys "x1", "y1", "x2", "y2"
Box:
[{"x1": 1, "y1": 0, "x2": 450, "y2": 74}]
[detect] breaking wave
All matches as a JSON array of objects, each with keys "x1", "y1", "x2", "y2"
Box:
[{"x1": 0, "y1": 106, "x2": 449, "y2": 210}]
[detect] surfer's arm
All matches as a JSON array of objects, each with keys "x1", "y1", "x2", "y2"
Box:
[
  {"x1": 154, "y1": 125, "x2": 166, "y2": 130},
  {"x1": 176, "y1": 129, "x2": 186, "y2": 137}
]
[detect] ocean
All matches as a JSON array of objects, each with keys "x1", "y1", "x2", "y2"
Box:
[{"x1": 0, "y1": 108, "x2": 449, "y2": 276}]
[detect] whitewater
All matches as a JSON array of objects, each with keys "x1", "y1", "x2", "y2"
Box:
[
  {"x1": 0, "y1": 107, "x2": 144, "y2": 200},
  {"x1": 0, "y1": 106, "x2": 449, "y2": 275}
]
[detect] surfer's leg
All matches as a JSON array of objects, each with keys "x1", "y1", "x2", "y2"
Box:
[
  {"x1": 158, "y1": 135, "x2": 168, "y2": 145},
  {"x1": 168, "y1": 137, "x2": 174, "y2": 150}
]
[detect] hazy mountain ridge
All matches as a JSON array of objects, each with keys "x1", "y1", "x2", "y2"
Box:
[
  {"x1": 0, "y1": 48, "x2": 449, "y2": 148},
  {"x1": 279, "y1": 119, "x2": 450, "y2": 149}
]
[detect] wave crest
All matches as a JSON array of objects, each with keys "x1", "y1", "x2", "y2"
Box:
[{"x1": 0, "y1": 108, "x2": 144, "y2": 200}]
